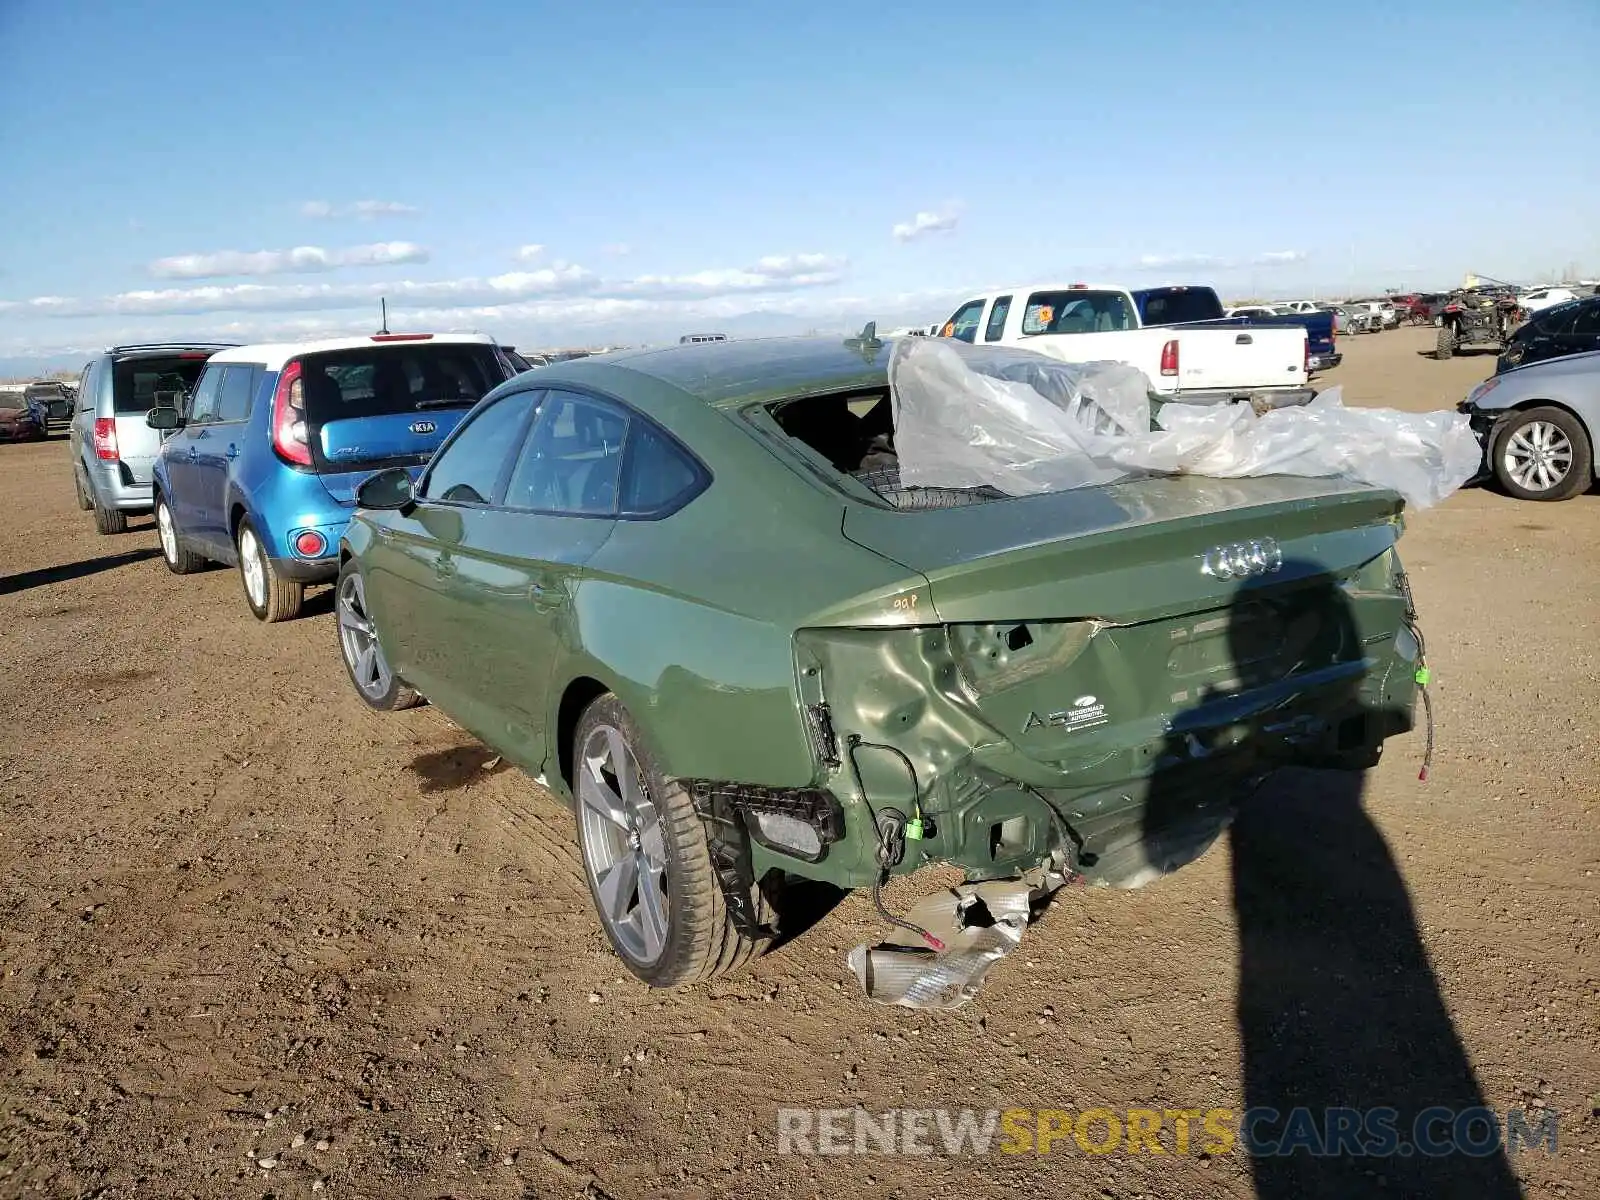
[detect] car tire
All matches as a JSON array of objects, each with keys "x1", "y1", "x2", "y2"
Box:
[
  {"x1": 1490, "y1": 406, "x2": 1592, "y2": 502},
  {"x1": 335, "y1": 559, "x2": 421, "y2": 711},
  {"x1": 154, "y1": 493, "x2": 206, "y2": 575},
  {"x1": 236, "y1": 517, "x2": 304, "y2": 622},
  {"x1": 1434, "y1": 325, "x2": 1456, "y2": 360},
  {"x1": 572, "y1": 693, "x2": 769, "y2": 986},
  {"x1": 72, "y1": 468, "x2": 93, "y2": 512},
  {"x1": 92, "y1": 498, "x2": 128, "y2": 535}
]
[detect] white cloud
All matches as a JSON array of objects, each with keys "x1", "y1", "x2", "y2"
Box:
[
  {"x1": 613, "y1": 254, "x2": 847, "y2": 300},
  {"x1": 892, "y1": 210, "x2": 959, "y2": 243},
  {"x1": 148, "y1": 242, "x2": 430, "y2": 280},
  {"x1": 300, "y1": 199, "x2": 419, "y2": 220},
  {"x1": 1128, "y1": 250, "x2": 1309, "y2": 272},
  {"x1": 515, "y1": 244, "x2": 545, "y2": 263}
]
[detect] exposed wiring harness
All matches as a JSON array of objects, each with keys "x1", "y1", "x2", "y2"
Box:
[
  {"x1": 844, "y1": 734, "x2": 945, "y2": 952},
  {"x1": 1397, "y1": 567, "x2": 1436, "y2": 782}
]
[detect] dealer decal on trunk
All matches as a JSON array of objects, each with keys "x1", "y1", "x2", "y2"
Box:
[{"x1": 1023, "y1": 694, "x2": 1109, "y2": 735}]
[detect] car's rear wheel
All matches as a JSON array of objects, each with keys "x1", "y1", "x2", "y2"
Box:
[
  {"x1": 155, "y1": 493, "x2": 205, "y2": 575},
  {"x1": 336, "y1": 561, "x2": 420, "y2": 710},
  {"x1": 572, "y1": 693, "x2": 768, "y2": 986},
  {"x1": 92, "y1": 497, "x2": 127, "y2": 535},
  {"x1": 1491, "y1": 407, "x2": 1592, "y2": 502},
  {"x1": 236, "y1": 517, "x2": 304, "y2": 622}
]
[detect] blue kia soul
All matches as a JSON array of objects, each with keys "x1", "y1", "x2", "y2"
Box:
[{"x1": 147, "y1": 333, "x2": 516, "y2": 620}]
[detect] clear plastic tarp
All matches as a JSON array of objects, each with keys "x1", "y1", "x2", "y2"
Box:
[{"x1": 888, "y1": 338, "x2": 1481, "y2": 509}]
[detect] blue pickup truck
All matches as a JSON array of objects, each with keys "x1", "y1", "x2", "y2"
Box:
[{"x1": 1131, "y1": 286, "x2": 1341, "y2": 375}]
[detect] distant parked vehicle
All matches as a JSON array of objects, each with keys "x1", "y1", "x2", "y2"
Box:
[
  {"x1": 1274, "y1": 300, "x2": 1320, "y2": 314},
  {"x1": 0, "y1": 388, "x2": 49, "y2": 442},
  {"x1": 1336, "y1": 306, "x2": 1384, "y2": 334},
  {"x1": 679, "y1": 333, "x2": 729, "y2": 344},
  {"x1": 25, "y1": 381, "x2": 73, "y2": 424},
  {"x1": 1224, "y1": 305, "x2": 1282, "y2": 319},
  {"x1": 1435, "y1": 290, "x2": 1522, "y2": 360},
  {"x1": 1459, "y1": 349, "x2": 1600, "y2": 501},
  {"x1": 145, "y1": 332, "x2": 515, "y2": 621},
  {"x1": 69, "y1": 342, "x2": 237, "y2": 534},
  {"x1": 1497, "y1": 296, "x2": 1600, "y2": 373},
  {"x1": 1517, "y1": 286, "x2": 1580, "y2": 315}
]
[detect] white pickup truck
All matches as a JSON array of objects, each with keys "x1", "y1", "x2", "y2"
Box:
[{"x1": 936, "y1": 283, "x2": 1315, "y2": 408}]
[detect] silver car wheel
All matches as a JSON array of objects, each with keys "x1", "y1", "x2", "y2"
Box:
[
  {"x1": 1503, "y1": 420, "x2": 1573, "y2": 493},
  {"x1": 337, "y1": 571, "x2": 393, "y2": 700},
  {"x1": 239, "y1": 527, "x2": 267, "y2": 608},
  {"x1": 577, "y1": 724, "x2": 670, "y2": 965},
  {"x1": 156, "y1": 499, "x2": 178, "y2": 564}
]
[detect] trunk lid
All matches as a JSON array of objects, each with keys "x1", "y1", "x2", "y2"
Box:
[
  {"x1": 1164, "y1": 325, "x2": 1308, "y2": 391},
  {"x1": 313, "y1": 407, "x2": 471, "y2": 501},
  {"x1": 843, "y1": 475, "x2": 1405, "y2": 763}
]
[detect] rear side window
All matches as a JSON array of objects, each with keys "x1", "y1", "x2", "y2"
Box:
[
  {"x1": 1570, "y1": 302, "x2": 1600, "y2": 337},
  {"x1": 621, "y1": 421, "x2": 705, "y2": 516},
  {"x1": 419, "y1": 389, "x2": 538, "y2": 506},
  {"x1": 504, "y1": 391, "x2": 629, "y2": 516},
  {"x1": 984, "y1": 296, "x2": 1012, "y2": 342},
  {"x1": 112, "y1": 355, "x2": 210, "y2": 414},
  {"x1": 1534, "y1": 306, "x2": 1580, "y2": 336},
  {"x1": 297, "y1": 343, "x2": 507, "y2": 425},
  {"x1": 215, "y1": 365, "x2": 262, "y2": 422}
]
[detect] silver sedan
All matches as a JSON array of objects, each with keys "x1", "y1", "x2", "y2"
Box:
[{"x1": 1458, "y1": 350, "x2": 1599, "y2": 501}]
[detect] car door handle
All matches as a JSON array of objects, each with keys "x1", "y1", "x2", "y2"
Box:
[
  {"x1": 1235, "y1": 333, "x2": 1253, "y2": 344},
  {"x1": 225, "y1": 444, "x2": 238, "y2": 459},
  {"x1": 186, "y1": 446, "x2": 197, "y2": 461}
]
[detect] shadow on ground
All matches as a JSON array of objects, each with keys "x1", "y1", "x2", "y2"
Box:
[
  {"x1": 0, "y1": 547, "x2": 159, "y2": 596},
  {"x1": 1140, "y1": 562, "x2": 1521, "y2": 1198}
]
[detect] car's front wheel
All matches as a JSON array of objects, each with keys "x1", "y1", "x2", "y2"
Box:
[
  {"x1": 236, "y1": 517, "x2": 304, "y2": 621},
  {"x1": 1492, "y1": 407, "x2": 1592, "y2": 502},
  {"x1": 572, "y1": 693, "x2": 769, "y2": 986},
  {"x1": 155, "y1": 493, "x2": 205, "y2": 575},
  {"x1": 336, "y1": 561, "x2": 420, "y2": 710}
]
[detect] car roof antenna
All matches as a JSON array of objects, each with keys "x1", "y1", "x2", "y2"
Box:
[{"x1": 378, "y1": 297, "x2": 390, "y2": 335}]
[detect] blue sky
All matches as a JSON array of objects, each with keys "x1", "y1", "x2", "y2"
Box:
[{"x1": 1, "y1": 0, "x2": 1596, "y2": 367}]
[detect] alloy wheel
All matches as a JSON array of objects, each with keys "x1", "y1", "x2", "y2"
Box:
[
  {"x1": 1503, "y1": 421, "x2": 1573, "y2": 493},
  {"x1": 156, "y1": 500, "x2": 178, "y2": 564},
  {"x1": 239, "y1": 527, "x2": 267, "y2": 608},
  {"x1": 337, "y1": 571, "x2": 394, "y2": 701},
  {"x1": 577, "y1": 724, "x2": 670, "y2": 965}
]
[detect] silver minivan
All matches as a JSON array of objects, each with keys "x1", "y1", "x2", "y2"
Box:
[{"x1": 69, "y1": 342, "x2": 235, "y2": 533}]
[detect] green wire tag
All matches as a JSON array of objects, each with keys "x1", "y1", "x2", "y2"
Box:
[
  {"x1": 905, "y1": 817, "x2": 925, "y2": 841},
  {"x1": 1414, "y1": 667, "x2": 1431, "y2": 686}
]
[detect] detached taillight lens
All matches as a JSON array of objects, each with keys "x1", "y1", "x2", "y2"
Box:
[
  {"x1": 1159, "y1": 339, "x2": 1179, "y2": 376},
  {"x1": 270, "y1": 360, "x2": 313, "y2": 467},
  {"x1": 93, "y1": 417, "x2": 119, "y2": 461}
]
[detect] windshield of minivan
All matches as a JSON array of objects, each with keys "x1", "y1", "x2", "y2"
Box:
[
  {"x1": 112, "y1": 355, "x2": 211, "y2": 413},
  {"x1": 297, "y1": 343, "x2": 505, "y2": 423}
]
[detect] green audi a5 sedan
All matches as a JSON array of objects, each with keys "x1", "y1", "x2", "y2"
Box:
[{"x1": 337, "y1": 335, "x2": 1423, "y2": 986}]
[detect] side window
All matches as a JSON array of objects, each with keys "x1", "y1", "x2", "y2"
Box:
[
  {"x1": 1569, "y1": 303, "x2": 1600, "y2": 337},
  {"x1": 621, "y1": 421, "x2": 706, "y2": 517},
  {"x1": 419, "y1": 389, "x2": 538, "y2": 505},
  {"x1": 504, "y1": 391, "x2": 629, "y2": 516},
  {"x1": 215, "y1": 365, "x2": 260, "y2": 423},
  {"x1": 76, "y1": 363, "x2": 97, "y2": 412},
  {"x1": 983, "y1": 295, "x2": 1012, "y2": 342},
  {"x1": 940, "y1": 300, "x2": 986, "y2": 343},
  {"x1": 1536, "y1": 306, "x2": 1579, "y2": 337},
  {"x1": 187, "y1": 366, "x2": 225, "y2": 423}
]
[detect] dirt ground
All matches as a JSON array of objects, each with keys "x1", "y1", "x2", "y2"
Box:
[{"x1": 1, "y1": 326, "x2": 1596, "y2": 1199}]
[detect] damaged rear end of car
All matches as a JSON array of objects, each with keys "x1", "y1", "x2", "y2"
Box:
[{"x1": 745, "y1": 382, "x2": 1423, "y2": 896}]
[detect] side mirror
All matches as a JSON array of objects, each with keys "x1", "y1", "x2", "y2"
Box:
[
  {"x1": 356, "y1": 467, "x2": 416, "y2": 512},
  {"x1": 146, "y1": 405, "x2": 182, "y2": 431}
]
